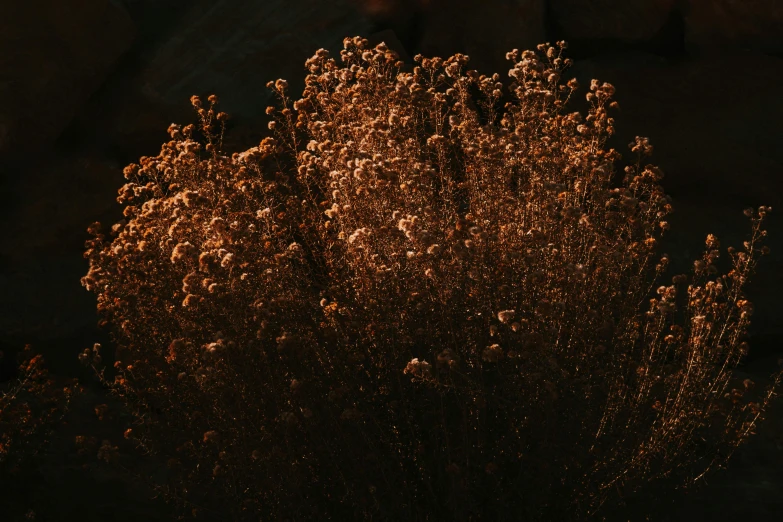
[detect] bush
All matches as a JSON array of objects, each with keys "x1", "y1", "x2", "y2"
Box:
[
  {"x1": 0, "y1": 345, "x2": 80, "y2": 520},
  {"x1": 81, "y1": 37, "x2": 781, "y2": 521}
]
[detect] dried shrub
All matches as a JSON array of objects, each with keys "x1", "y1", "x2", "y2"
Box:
[
  {"x1": 0, "y1": 346, "x2": 78, "y2": 470},
  {"x1": 0, "y1": 345, "x2": 80, "y2": 519},
  {"x1": 81, "y1": 38, "x2": 781, "y2": 521}
]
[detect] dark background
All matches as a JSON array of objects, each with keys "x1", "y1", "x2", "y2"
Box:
[{"x1": 0, "y1": 0, "x2": 782, "y2": 520}]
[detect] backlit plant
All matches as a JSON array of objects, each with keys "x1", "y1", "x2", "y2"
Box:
[
  {"x1": 1, "y1": 345, "x2": 79, "y2": 520},
  {"x1": 81, "y1": 37, "x2": 781, "y2": 521}
]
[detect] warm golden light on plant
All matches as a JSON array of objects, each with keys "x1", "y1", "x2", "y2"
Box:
[{"x1": 80, "y1": 37, "x2": 781, "y2": 521}]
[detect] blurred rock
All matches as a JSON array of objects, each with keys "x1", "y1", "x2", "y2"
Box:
[
  {"x1": 0, "y1": 0, "x2": 135, "y2": 166},
  {"x1": 352, "y1": 0, "x2": 410, "y2": 18},
  {"x1": 351, "y1": 0, "x2": 545, "y2": 75},
  {"x1": 549, "y1": 0, "x2": 676, "y2": 42},
  {"x1": 349, "y1": 0, "x2": 421, "y2": 56},
  {"x1": 684, "y1": 0, "x2": 783, "y2": 55},
  {"x1": 82, "y1": 0, "x2": 373, "y2": 160},
  {"x1": 0, "y1": 149, "x2": 124, "y2": 354},
  {"x1": 416, "y1": 0, "x2": 545, "y2": 75}
]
